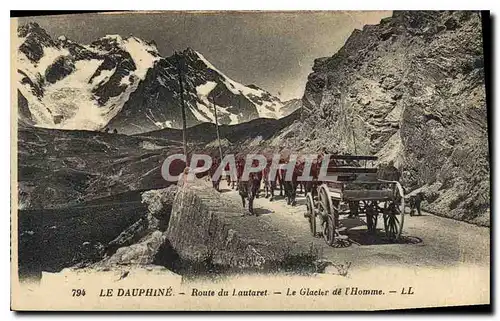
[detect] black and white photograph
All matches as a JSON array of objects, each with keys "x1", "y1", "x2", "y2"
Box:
[{"x1": 10, "y1": 10, "x2": 491, "y2": 311}]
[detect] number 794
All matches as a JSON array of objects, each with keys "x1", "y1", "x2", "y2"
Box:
[{"x1": 72, "y1": 289, "x2": 86, "y2": 297}]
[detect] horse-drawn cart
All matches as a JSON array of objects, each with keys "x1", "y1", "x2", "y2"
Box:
[{"x1": 305, "y1": 155, "x2": 405, "y2": 247}]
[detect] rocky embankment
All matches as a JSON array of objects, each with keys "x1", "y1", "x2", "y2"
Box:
[
  {"x1": 167, "y1": 178, "x2": 318, "y2": 270},
  {"x1": 285, "y1": 11, "x2": 489, "y2": 226},
  {"x1": 92, "y1": 178, "x2": 318, "y2": 274}
]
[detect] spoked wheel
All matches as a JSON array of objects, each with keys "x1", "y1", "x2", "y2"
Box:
[
  {"x1": 306, "y1": 193, "x2": 319, "y2": 236},
  {"x1": 317, "y1": 185, "x2": 350, "y2": 247},
  {"x1": 322, "y1": 199, "x2": 349, "y2": 248},
  {"x1": 366, "y1": 201, "x2": 378, "y2": 233},
  {"x1": 317, "y1": 187, "x2": 334, "y2": 246},
  {"x1": 322, "y1": 215, "x2": 335, "y2": 246},
  {"x1": 383, "y1": 200, "x2": 405, "y2": 242},
  {"x1": 305, "y1": 193, "x2": 313, "y2": 218}
]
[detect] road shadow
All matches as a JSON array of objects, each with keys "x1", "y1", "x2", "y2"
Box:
[
  {"x1": 336, "y1": 216, "x2": 423, "y2": 246},
  {"x1": 294, "y1": 198, "x2": 307, "y2": 206},
  {"x1": 341, "y1": 217, "x2": 366, "y2": 229},
  {"x1": 253, "y1": 208, "x2": 274, "y2": 216},
  {"x1": 272, "y1": 194, "x2": 286, "y2": 201},
  {"x1": 261, "y1": 195, "x2": 286, "y2": 202},
  {"x1": 347, "y1": 228, "x2": 423, "y2": 246},
  {"x1": 218, "y1": 188, "x2": 233, "y2": 193}
]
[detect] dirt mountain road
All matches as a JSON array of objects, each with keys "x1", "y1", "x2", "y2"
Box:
[{"x1": 222, "y1": 188, "x2": 490, "y2": 272}]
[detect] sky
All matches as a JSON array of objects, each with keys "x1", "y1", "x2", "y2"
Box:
[{"x1": 19, "y1": 11, "x2": 391, "y2": 101}]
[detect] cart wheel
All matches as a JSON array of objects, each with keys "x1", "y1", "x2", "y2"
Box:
[
  {"x1": 306, "y1": 193, "x2": 318, "y2": 237},
  {"x1": 305, "y1": 193, "x2": 313, "y2": 218},
  {"x1": 323, "y1": 192, "x2": 338, "y2": 247},
  {"x1": 316, "y1": 188, "x2": 330, "y2": 244},
  {"x1": 383, "y1": 201, "x2": 404, "y2": 242},
  {"x1": 366, "y1": 201, "x2": 378, "y2": 233},
  {"x1": 323, "y1": 215, "x2": 335, "y2": 246}
]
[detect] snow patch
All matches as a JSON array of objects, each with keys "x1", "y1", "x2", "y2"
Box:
[
  {"x1": 196, "y1": 81, "x2": 217, "y2": 97},
  {"x1": 101, "y1": 34, "x2": 123, "y2": 42},
  {"x1": 194, "y1": 81, "x2": 241, "y2": 125},
  {"x1": 92, "y1": 35, "x2": 159, "y2": 80},
  {"x1": 120, "y1": 37, "x2": 159, "y2": 80},
  {"x1": 140, "y1": 141, "x2": 166, "y2": 150},
  {"x1": 38, "y1": 47, "x2": 70, "y2": 73},
  {"x1": 119, "y1": 73, "x2": 133, "y2": 86},
  {"x1": 256, "y1": 100, "x2": 281, "y2": 119},
  {"x1": 215, "y1": 106, "x2": 240, "y2": 125},
  {"x1": 194, "y1": 81, "x2": 217, "y2": 123},
  {"x1": 154, "y1": 120, "x2": 174, "y2": 129},
  {"x1": 191, "y1": 103, "x2": 213, "y2": 122},
  {"x1": 17, "y1": 45, "x2": 70, "y2": 76},
  {"x1": 223, "y1": 109, "x2": 239, "y2": 125},
  {"x1": 91, "y1": 67, "x2": 116, "y2": 86}
]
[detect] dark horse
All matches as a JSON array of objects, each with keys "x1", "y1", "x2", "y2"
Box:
[
  {"x1": 239, "y1": 171, "x2": 262, "y2": 215},
  {"x1": 262, "y1": 165, "x2": 282, "y2": 201},
  {"x1": 280, "y1": 163, "x2": 300, "y2": 206},
  {"x1": 302, "y1": 159, "x2": 322, "y2": 198}
]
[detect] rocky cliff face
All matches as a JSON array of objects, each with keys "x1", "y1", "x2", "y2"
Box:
[{"x1": 295, "y1": 11, "x2": 489, "y2": 225}]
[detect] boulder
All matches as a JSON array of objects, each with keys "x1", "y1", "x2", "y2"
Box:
[
  {"x1": 94, "y1": 186, "x2": 179, "y2": 268},
  {"x1": 141, "y1": 185, "x2": 178, "y2": 230},
  {"x1": 99, "y1": 231, "x2": 167, "y2": 266}
]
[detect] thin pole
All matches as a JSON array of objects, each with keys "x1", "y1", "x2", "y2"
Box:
[
  {"x1": 213, "y1": 97, "x2": 223, "y2": 160},
  {"x1": 175, "y1": 52, "x2": 188, "y2": 161},
  {"x1": 352, "y1": 126, "x2": 357, "y2": 155}
]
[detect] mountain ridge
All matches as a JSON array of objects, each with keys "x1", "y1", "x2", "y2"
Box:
[{"x1": 15, "y1": 22, "x2": 300, "y2": 134}]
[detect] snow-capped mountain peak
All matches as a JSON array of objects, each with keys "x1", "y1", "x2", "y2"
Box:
[{"x1": 16, "y1": 23, "x2": 300, "y2": 134}]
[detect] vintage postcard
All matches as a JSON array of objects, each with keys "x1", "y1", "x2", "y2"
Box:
[{"x1": 11, "y1": 10, "x2": 490, "y2": 311}]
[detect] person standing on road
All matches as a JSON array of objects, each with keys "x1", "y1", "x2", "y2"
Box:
[{"x1": 409, "y1": 192, "x2": 425, "y2": 216}]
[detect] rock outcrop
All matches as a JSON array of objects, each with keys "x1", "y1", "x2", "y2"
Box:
[
  {"x1": 290, "y1": 11, "x2": 489, "y2": 226},
  {"x1": 96, "y1": 186, "x2": 179, "y2": 267},
  {"x1": 166, "y1": 178, "x2": 318, "y2": 269}
]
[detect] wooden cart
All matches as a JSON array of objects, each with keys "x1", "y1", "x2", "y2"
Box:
[{"x1": 304, "y1": 155, "x2": 405, "y2": 246}]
